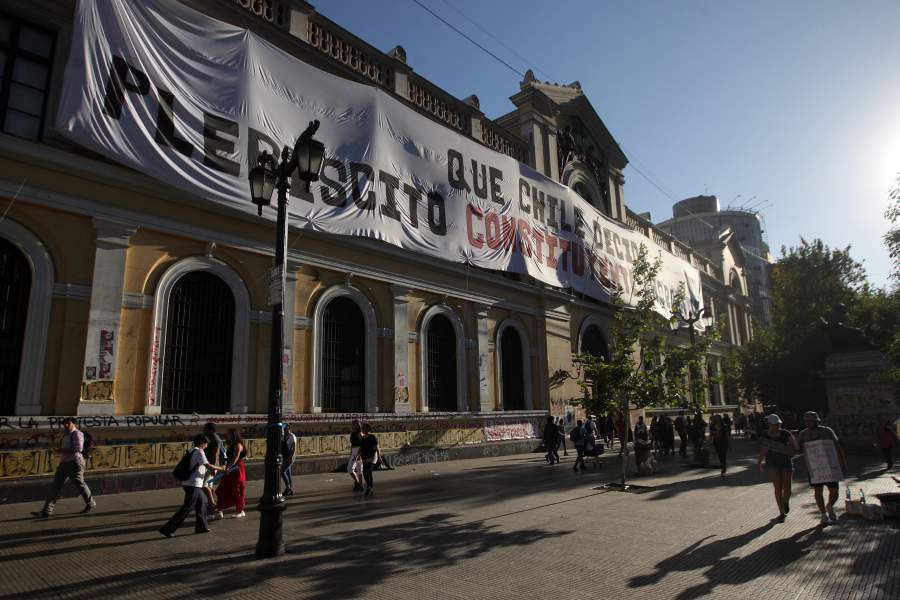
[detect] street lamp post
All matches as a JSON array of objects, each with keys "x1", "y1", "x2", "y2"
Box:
[{"x1": 248, "y1": 120, "x2": 325, "y2": 558}]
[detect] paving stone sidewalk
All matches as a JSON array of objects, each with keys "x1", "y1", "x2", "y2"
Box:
[{"x1": 0, "y1": 441, "x2": 897, "y2": 600}]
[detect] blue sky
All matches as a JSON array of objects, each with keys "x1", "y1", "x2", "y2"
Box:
[{"x1": 315, "y1": 0, "x2": 899, "y2": 286}]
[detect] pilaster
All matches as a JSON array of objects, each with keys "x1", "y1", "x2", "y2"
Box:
[
  {"x1": 476, "y1": 305, "x2": 495, "y2": 412},
  {"x1": 78, "y1": 218, "x2": 138, "y2": 415},
  {"x1": 392, "y1": 285, "x2": 411, "y2": 413}
]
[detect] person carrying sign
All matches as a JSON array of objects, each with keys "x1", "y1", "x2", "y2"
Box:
[
  {"x1": 797, "y1": 411, "x2": 847, "y2": 526},
  {"x1": 756, "y1": 414, "x2": 799, "y2": 523}
]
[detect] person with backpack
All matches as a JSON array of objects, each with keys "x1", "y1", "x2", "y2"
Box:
[
  {"x1": 570, "y1": 419, "x2": 587, "y2": 471},
  {"x1": 32, "y1": 417, "x2": 96, "y2": 518},
  {"x1": 160, "y1": 434, "x2": 224, "y2": 537},
  {"x1": 281, "y1": 423, "x2": 298, "y2": 496},
  {"x1": 348, "y1": 419, "x2": 364, "y2": 492}
]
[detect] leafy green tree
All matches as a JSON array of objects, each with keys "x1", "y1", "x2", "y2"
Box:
[
  {"x1": 886, "y1": 174, "x2": 900, "y2": 282},
  {"x1": 573, "y1": 245, "x2": 719, "y2": 483},
  {"x1": 737, "y1": 239, "x2": 869, "y2": 414}
]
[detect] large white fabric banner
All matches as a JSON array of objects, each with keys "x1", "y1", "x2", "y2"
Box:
[{"x1": 57, "y1": 0, "x2": 702, "y2": 316}]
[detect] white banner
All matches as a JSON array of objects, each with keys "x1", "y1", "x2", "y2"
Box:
[{"x1": 57, "y1": 0, "x2": 702, "y2": 316}]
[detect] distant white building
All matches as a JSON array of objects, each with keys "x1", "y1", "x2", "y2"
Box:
[{"x1": 657, "y1": 196, "x2": 773, "y2": 327}]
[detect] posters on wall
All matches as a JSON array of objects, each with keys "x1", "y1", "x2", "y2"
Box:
[{"x1": 57, "y1": 0, "x2": 703, "y2": 318}]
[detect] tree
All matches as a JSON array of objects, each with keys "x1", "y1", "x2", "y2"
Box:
[
  {"x1": 886, "y1": 174, "x2": 900, "y2": 282},
  {"x1": 737, "y1": 239, "x2": 869, "y2": 414},
  {"x1": 573, "y1": 245, "x2": 718, "y2": 485}
]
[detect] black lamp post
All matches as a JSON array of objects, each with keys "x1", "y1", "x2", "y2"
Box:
[
  {"x1": 671, "y1": 306, "x2": 706, "y2": 346},
  {"x1": 249, "y1": 120, "x2": 325, "y2": 558}
]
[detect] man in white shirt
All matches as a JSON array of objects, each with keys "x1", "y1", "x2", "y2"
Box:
[{"x1": 160, "y1": 434, "x2": 224, "y2": 537}]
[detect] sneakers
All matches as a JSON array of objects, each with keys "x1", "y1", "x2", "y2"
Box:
[
  {"x1": 820, "y1": 512, "x2": 831, "y2": 526},
  {"x1": 159, "y1": 529, "x2": 173, "y2": 538},
  {"x1": 776, "y1": 514, "x2": 786, "y2": 523},
  {"x1": 827, "y1": 506, "x2": 838, "y2": 524},
  {"x1": 31, "y1": 510, "x2": 49, "y2": 519},
  {"x1": 80, "y1": 499, "x2": 97, "y2": 514},
  {"x1": 232, "y1": 511, "x2": 246, "y2": 518},
  {"x1": 213, "y1": 511, "x2": 224, "y2": 520},
  {"x1": 364, "y1": 488, "x2": 374, "y2": 496},
  {"x1": 283, "y1": 489, "x2": 294, "y2": 497}
]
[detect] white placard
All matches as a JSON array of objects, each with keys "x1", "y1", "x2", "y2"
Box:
[{"x1": 804, "y1": 439, "x2": 843, "y2": 484}]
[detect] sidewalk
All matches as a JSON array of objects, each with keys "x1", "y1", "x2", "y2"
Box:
[{"x1": 0, "y1": 441, "x2": 897, "y2": 600}]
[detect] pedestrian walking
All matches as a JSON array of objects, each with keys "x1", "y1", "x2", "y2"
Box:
[
  {"x1": 542, "y1": 415, "x2": 560, "y2": 464},
  {"x1": 359, "y1": 422, "x2": 380, "y2": 496},
  {"x1": 202, "y1": 422, "x2": 224, "y2": 516},
  {"x1": 874, "y1": 421, "x2": 897, "y2": 469},
  {"x1": 756, "y1": 414, "x2": 799, "y2": 523},
  {"x1": 675, "y1": 412, "x2": 688, "y2": 457},
  {"x1": 348, "y1": 419, "x2": 364, "y2": 492},
  {"x1": 557, "y1": 418, "x2": 568, "y2": 457},
  {"x1": 710, "y1": 414, "x2": 731, "y2": 476},
  {"x1": 281, "y1": 423, "x2": 298, "y2": 496},
  {"x1": 662, "y1": 416, "x2": 676, "y2": 456},
  {"x1": 604, "y1": 414, "x2": 615, "y2": 446},
  {"x1": 32, "y1": 417, "x2": 96, "y2": 518},
  {"x1": 570, "y1": 419, "x2": 587, "y2": 471},
  {"x1": 160, "y1": 434, "x2": 224, "y2": 537},
  {"x1": 798, "y1": 411, "x2": 847, "y2": 525},
  {"x1": 214, "y1": 429, "x2": 247, "y2": 519}
]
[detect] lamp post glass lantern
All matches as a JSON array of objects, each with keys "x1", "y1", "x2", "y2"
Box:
[{"x1": 249, "y1": 120, "x2": 324, "y2": 558}]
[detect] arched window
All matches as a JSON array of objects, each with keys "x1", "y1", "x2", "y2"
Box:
[
  {"x1": 425, "y1": 314, "x2": 457, "y2": 412},
  {"x1": 579, "y1": 324, "x2": 609, "y2": 402},
  {"x1": 500, "y1": 327, "x2": 524, "y2": 410},
  {"x1": 0, "y1": 237, "x2": 30, "y2": 415},
  {"x1": 320, "y1": 296, "x2": 366, "y2": 412},
  {"x1": 580, "y1": 324, "x2": 609, "y2": 359},
  {"x1": 161, "y1": 272, "x2": 235, "y2": 414}
]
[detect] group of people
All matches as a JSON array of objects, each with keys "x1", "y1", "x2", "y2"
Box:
[
  {"x1": 159, "y1": 422, "x2": 258, "y2": 537},
  {"x1": 757, "y1": 411, "x2": 848, "y2": 526}
]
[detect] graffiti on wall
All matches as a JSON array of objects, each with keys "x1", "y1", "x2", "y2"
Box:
[
  {"x1": 98, "y1": 329, "x2": 115, "y2": 379},
  {"x1": 484, "y1": 420, "x2": 537, "y2": 441}
]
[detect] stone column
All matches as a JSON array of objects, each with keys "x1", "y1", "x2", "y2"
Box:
[
  {"x1": 547, "y1": 127, "x2": 560, "y2": 182},
  {"x1": 531, "y1": 122, "x2": 545, "y2": 175},
  {"x1": 476, "y1": 305, "x2": 495, "y2": 412},
  {"x1": 392, "y1": 286, "x2": 411, "y2": 413},
  {"x1": 78, "y1": 218, "x2": 138, "y2": 415}
]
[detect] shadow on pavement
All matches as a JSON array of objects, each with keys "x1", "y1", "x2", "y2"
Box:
[{"x1": 3, "y1": 512, "x2": 570, "y2": 600}]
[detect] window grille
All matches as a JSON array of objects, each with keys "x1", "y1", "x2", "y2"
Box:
[
  {"x1": 426, "y1": 315, "x2": 457, "y2": 412},
  {"x1": 0, "y1": 237, "x2": 29, "y2": 414},
  {"x1": 321, "y1": 297, "x2": 365, "y2": 412},
  {"x1": 499, "y1": 327, "x2": 525, "y2": 410},
  {"x1": 161, "y1": 272, "x2": 235, "y2": 414}
]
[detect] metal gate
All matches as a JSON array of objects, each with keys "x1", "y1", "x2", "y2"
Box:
[
  {"x1": 500, "y1": 327, "x2": 525, "y2": 410},
  {"x1": 161, "y1": 271, "x2": 234, "y2": 414},
  {"x1": 426, "y1": 315, "x2": 457, "y2": 411},
  {"x1": 321, "y1": 296, "x2": 365, "y2": 412},
  {"x1": 0, "y1": 238, "x2": 30, "y2": 415}
]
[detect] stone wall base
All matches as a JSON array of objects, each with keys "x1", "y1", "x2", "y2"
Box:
[{"x1": 0, "y1": 439, "x2": 540, "y2": 504}]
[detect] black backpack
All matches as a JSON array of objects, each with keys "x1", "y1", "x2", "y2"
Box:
[
  {"x1": 172, "y1": 450, "x2": 194, "y2": 481},
  {"x1": 81, "y1": 430, "x2": 96, "y2": 459}
]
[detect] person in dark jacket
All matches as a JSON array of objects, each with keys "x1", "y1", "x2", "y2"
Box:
[{"x1": 543, "y1": 416, "x2": 560, "y2": 464}]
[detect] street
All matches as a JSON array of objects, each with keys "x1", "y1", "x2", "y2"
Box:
[{"x1": 0, "y1": 442, "x2": 897, "y2": 600}]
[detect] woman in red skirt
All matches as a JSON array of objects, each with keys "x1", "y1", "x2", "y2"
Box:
[{"x1": 214, "y1": 429, "x2": 247, "y2": 519}]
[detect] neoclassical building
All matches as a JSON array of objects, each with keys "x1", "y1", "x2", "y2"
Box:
[{"x1": 0, "y1": 0, "x2": 753, "y2": 423}]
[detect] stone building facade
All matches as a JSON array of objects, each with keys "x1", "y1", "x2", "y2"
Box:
[
  {"x1": 657, "y1": 195, "x2": 773, "y2": 327},
  {"x1": 0, "y1": 0, "x2": 753, "y2": 436}
]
